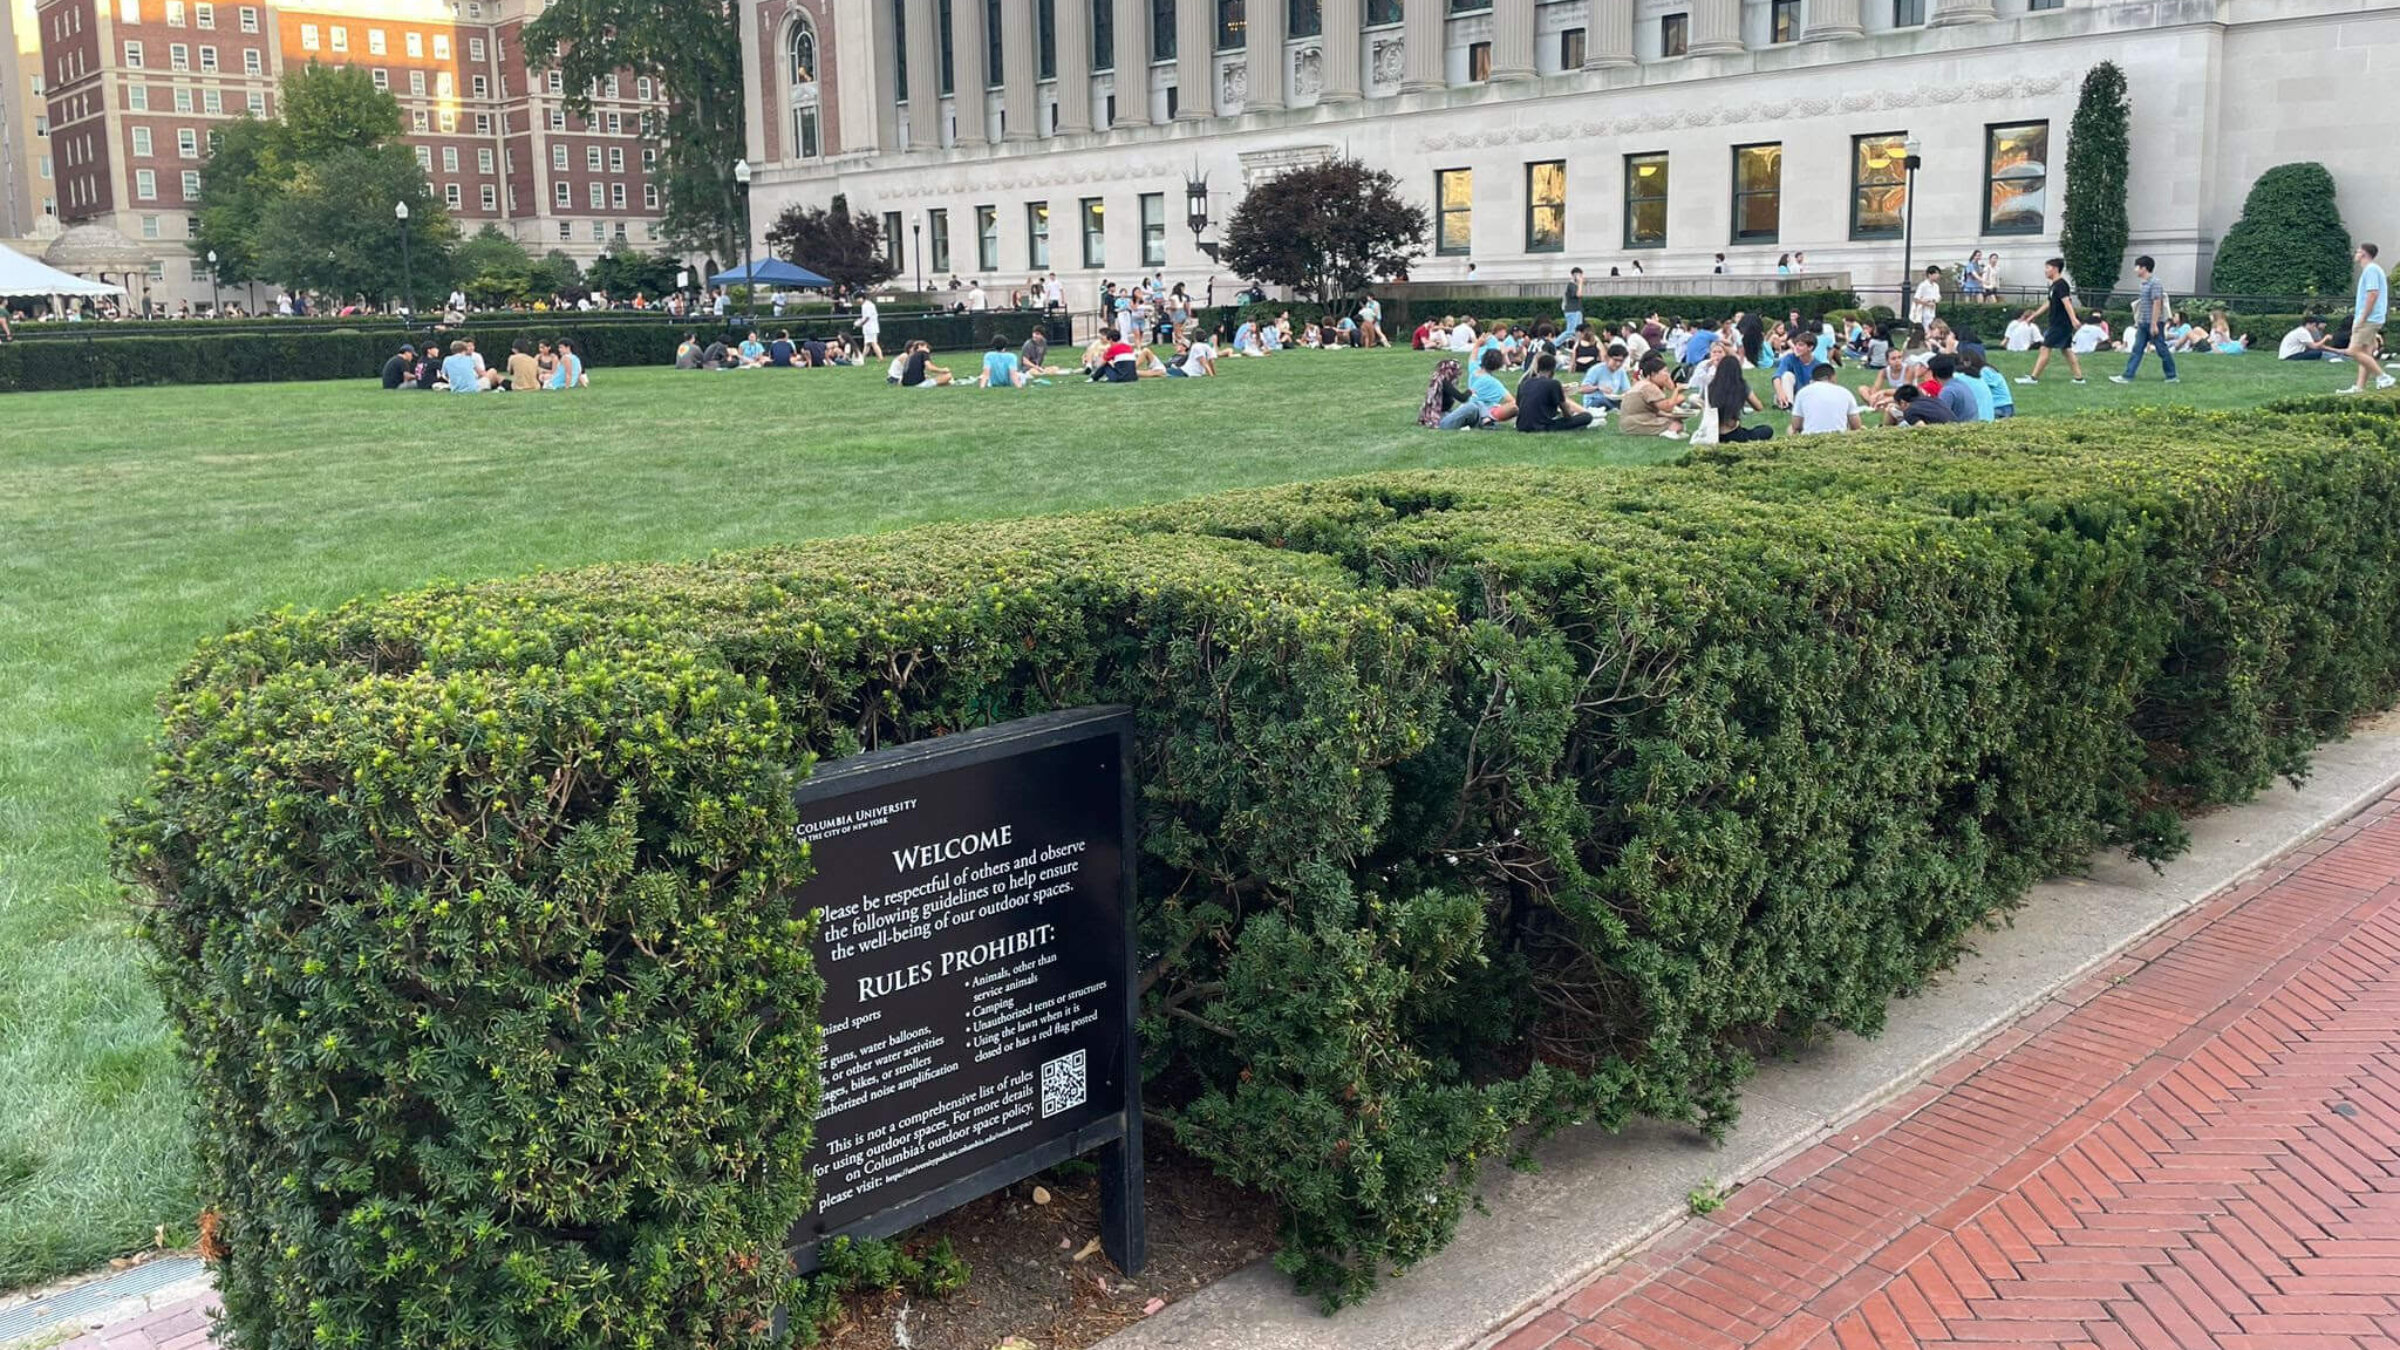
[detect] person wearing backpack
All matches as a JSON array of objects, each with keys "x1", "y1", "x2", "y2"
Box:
[{"x1": 2110, "y1": 255, "x2": 2180, "y2": 385}]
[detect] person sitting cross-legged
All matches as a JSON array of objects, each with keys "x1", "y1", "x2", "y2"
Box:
[
  {"x1": 899, "y1": 339, "x2": 954, "y2": 387},
  {"x1": 978, "y1": 334, "x2": 1027, "y2": 388},
  {"x1": 1514, "y1": 351, "x2": 1596, "y2": 432}
]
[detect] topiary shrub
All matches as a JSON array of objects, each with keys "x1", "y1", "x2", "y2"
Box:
[
  {"x1": 2060, "y1": 61, "x2": 2132, "y2": 302},
  {"x1": 2210, "y1": 162, "x2": 2354, "y2": 300},
  {"x1": 117, "y1": 398, "x2": 2400, "y2": 1335}
]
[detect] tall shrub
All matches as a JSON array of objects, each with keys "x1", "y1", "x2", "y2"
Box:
[
  {"x1": 2210, "y1": 162, "x2": 2354, "y2": 299},
  {"x1": 2060, "y1": 62, "x2": 2131, "y2": 301}
]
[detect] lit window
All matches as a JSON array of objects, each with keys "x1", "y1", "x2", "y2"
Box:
[
  {"x1": 1731, "y1": 142, "x2": 1780, "y2": 242},
  {"x1": 1433, "y1": 167, "x2": 1470, "y2": 255},
  {"x1": 165, "y1": 0, "x2": 183, "y2": 23},
  {"x1": 437, "y1": 110, "x2": 454, "y2": 131},
  {"x1": 330, "y1": 25, "x2": 347, "y2": 51},
  {"x1": 1983, "y1": 122, "x2": 2049, "y2": 234},
  {"x1": 432, "y1": 34, "x2": 449, "y2": 58},
  {"x1": 370, "y1": 29, "x2": 386, "y2": 53},
  {"x1": 1849, "y1": 132, "x2": 1907, "y2": 239},
  {"x1": 1524, "y1": 160, "x2": 1564, "y2": 252},
  {"x1": 1027, "y1": 200, "x2": 1050, "y2": 268},
  {"x1": 405, "y1": 31, "x2": 422, "y2": 57},
  {"x1": 300, "y1": 23, "x2": 318, "y2": 49},
  {"x1": 436, "y1": 71, "x2": 452, "y2": 96},
  {"x1": 1623, "y1": 151, "x2": 1667, "y2": 248}
]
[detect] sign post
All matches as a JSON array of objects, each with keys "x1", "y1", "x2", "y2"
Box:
[{"x1": 785, "y1": 706, "x2": 1146, "y2": 1278}]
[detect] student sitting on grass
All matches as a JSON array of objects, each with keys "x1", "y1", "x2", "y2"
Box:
[
  {"x1": 1788, "y1": 363, "x2": 1864, "y2": 435},
  {"x1": 1887, "y1": 383, "x2": 1954, "y2": 426},
  {"x1": 547, "y1": 338, "x2": 587, "y2": 389},
  {"x1": 1169, "y1": 331, "x2": 1218, "y2": 377},
  {"x1": 1966, "y1": 349, "x2": 2013, "y2": 419},
  {"x1": 1436, "y1": 348, "x2": 1519, "y2": 430},
  {"x1": 505, "y1": 337, "x2": 540, "y2": 391},
  {"x1": 1021, "y1": 327, "x2": 1059, "y2": 375},
  {"x1": 1615, "y1": 354, "x2": 1687, "y2": 439},
  {"x1": 899, "y1": 339, "x2": 954, "y2": 387},
  {"x1": 442, "y1": 339, "x2": 500, "y2": 393},
  {"x1": 1090, "y1": 329, "x2": 1141, "y2": 382},
  {"x1": 1579, "y1": 344, "x2": 1633, "y2": 409},
  {"x1": 978, "y1": 334, "x2": 1026, "y2": 388},
  {"x1": 1514, "y1": 351, "x2": 1597, "y2": 432}
]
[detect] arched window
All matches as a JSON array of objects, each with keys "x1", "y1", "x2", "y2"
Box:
[{"x1": 786, "y1": 15, "x2": 816, "y2": 86}]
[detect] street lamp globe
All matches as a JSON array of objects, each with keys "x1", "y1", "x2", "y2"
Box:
[
  {"x1": 395, "y1": 201, "x2": 410, "y2": 221},
  {"x1": 733, "y1": 158, "x2": 752, "y2": 187}
]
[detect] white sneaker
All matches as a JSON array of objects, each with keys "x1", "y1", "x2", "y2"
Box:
[
  {"x1": 2379, "y1": 374, "x2": 2397, "y2": 389},
  {"x1": 2107, "y1": 375, "x2": 2131, "y2": 385},
  {"x1": 2014, "y1": 377, "x2": 2037, "y2": 385},
  {"x1": 1660, "y1": 428, "x2": 1684, "y2": 439},
  {"x1": 2337, "y1": 386, "x2": 2362, "y2": 395},
  {"x1": 2072, "y1": 378, "x2": 2087, "y2": 385}
]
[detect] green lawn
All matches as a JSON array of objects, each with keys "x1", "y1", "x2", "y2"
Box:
[{"x1": 0, "y1": 342, "x2": 2343, "y2": 1287}]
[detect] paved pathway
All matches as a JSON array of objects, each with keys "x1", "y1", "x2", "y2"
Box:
[{"x1": 1493, "y1": 790, "x2": 2400, "y2": 1350}]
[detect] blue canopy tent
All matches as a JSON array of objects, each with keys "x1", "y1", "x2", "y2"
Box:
[{"x1": 709, "y1": 258, "x2": 833, "y2": 288}]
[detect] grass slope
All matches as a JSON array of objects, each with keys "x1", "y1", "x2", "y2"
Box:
[{"x1": 0, "y1": 343, "x2": 2338, "y2": 1286}]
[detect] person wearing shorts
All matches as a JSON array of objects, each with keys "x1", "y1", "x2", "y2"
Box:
[
  {"x1": 2339, "y1": 242, "x2": 2392, "y2": 394},
  {"x1": 2017, "y1": 256, "x2": 2085, "y2": 385},
  {"x1": 857, "y1": 297, "x2": 883, "y2": 360}
]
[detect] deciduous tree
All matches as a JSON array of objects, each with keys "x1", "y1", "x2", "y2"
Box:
[
  {"x1": 1219, "y1": 159, "x2": 1427, "y2": 304},
  {"x1": 521, "y1": 0, "x2": 745, "y2": 264},
  {"x1": 763, "y1": 199, "x2": 895, "y2": 291}
]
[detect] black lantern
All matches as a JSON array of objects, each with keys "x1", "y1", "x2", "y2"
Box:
[{"x1": 1185, "y1": 169, "x2": 1221, "y2": 262}]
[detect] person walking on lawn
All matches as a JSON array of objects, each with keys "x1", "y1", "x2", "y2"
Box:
[
  {"x1": 2016, "y1": 257, "x2": 2086, "y2": 386},
  {"x1": 2109, "y1": 255, "x2": 2179, "y2": 385},
  {"x1": 2338, "y1": 242, "x2": 2394, "y2": 394}
]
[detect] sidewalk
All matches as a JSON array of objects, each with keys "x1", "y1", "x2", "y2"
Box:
[{"x1": 1488, "y1": 789, "x2": 2400, "y2": 1350}]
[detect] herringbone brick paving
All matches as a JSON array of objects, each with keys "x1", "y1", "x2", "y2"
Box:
[{"x1": 1497, "y1": 791, "x2": 2400, "y2": 1350}]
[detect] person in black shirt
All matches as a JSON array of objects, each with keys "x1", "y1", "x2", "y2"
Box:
[
  {"x1": 802, "y1": 336, "x2": 828, "y2": 366},
  {"x1": 899, "y1": 339, "x2": 955, "y2": 387},
  {"x1": 2018, "y1": 256, "x2": 2087, "y2": 385},
  {"x1": 701, "y1": 337, "x2": 730, "y2": 369},
  {"x1": 381, "y1": 343, "x2": 416, "y2": 388},
  {"x1": 1514, "y1": 352, "x2": 1595, "y2": 432}
]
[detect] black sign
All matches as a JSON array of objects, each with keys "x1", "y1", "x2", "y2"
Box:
[{"x1": 786, "y1": 706, "x2": 1145, "y2": 1274}]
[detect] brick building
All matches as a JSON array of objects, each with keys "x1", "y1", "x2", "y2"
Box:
[{"x1": 33, "y1": 0, "x2": 669, "y2": 306}]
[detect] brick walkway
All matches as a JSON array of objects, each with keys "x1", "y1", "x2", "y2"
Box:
[{"x1": 1496, "y1": 791, "x2": 2400, "y2": 1350}]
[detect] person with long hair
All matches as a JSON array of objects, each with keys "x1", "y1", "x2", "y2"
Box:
[
  {"x1": 1420, "y1": 357, "x2": 1469, "y2": 428},
  {"x1": 1707, "y1": 336, "x2": 1771, "y2": 442}
]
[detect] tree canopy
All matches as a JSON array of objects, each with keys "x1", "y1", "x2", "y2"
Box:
[
  {"x1": 764, "y1": 198, "x2": 895, "y2": 292},
  {"x1": 2209, "y1": 163, "x2": 2354, "y2": 299},
  {"x1": 1219, "y1": 159, "x2": 1428, "y2": 304},
  {"x1": 194, "y1": 63, "x2": 452, "y2": 304},
  {"x1": 522, "y1": 0, "x2": 745, "y2": 263}
]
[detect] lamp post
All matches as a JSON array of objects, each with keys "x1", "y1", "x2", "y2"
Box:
[
  {"x1": 912, "y1": 220, "x2": 923, "y2": 292},
  {"x1": 733, "y1": 157, "x2": 754, "y2": 325},
  {"x1": 394, "y1": 200, "x2": 412, "y2": 322},
  {"x1": 1898, "y1": 137, "x2": 1922, "y2": 328},
  {"x1": 205, "y1": 249, "x2": 220, "y2": 317},
  {"x1": 1184, "y1": 168, "x2": 1220, "y2": 263}
]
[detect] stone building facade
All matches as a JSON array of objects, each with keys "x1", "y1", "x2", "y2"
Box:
[{"x1": 738, "y1": 0, "x2": 2400, "y2": 309}]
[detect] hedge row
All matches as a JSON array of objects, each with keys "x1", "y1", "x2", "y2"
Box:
[
  {"x1": 0, "y1": 312, "x2": 1072, "y2": 391},
  {"x1": 115, "y1": 396, "x2": 2400, "y2": 1345}
]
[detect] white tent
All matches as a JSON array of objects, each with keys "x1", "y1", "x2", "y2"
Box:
[{"x1": 0, "y1": 241, "x2": 125, "y2": 298}]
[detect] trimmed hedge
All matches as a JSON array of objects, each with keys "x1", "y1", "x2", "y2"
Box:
[
  {"x1": 116, "y1": 397, "x2": 2400, "y2": 1342},
  {"x1": 0, "y1": 313, "x2": 1070, "y2": 392}
]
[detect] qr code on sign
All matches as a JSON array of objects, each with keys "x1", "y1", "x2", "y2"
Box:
[{"x1": 1040, "y1": 1050, "x2": 1088, "y2": 1119}]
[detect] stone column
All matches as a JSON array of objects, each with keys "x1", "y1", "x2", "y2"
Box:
[
  {"x1": 1583, "y1": 0, "x2": 1633, "y2": 67},
  {"x1": 1112, "y1": 0, "x2": 1152, "y2": 124},
  {"x1": 1056, "y1": 0, "x2": 1093, "y2": 131},
  {"x1": 1400, "y1": 0, "x2": 1443, "y2": 91},
  {"x1": 1687, "y1": 0, "x2": 1744, "y2": 54},
  {"x1": 1803, "y1": 0, "x2": 1862, "y2": 41},
  {"x1": 1002, "y1": 0, "x2": 1038, "y2": 137},
  {"x1": 1931, "y1": 0, "x2": 1998, "y2": 23},
  {"x1": 1490, "y1": 0, "x2": 1533, "y2": 79},
  {"x1": 905, "y1": 0, "x2": 942, "y2": 148},
  {"x1": 1319, "y1": 0, "x2": 1362, "y2": 99},
  {"x1": 1174, "y1": 0, "x2": 1212, "y2": 118},
  {"x1": 951, "y1": 0, "x2": 988, "y2": 144},
  {"x1": 1245, "y1": 0, "x2": 1286, "y2": 109}
]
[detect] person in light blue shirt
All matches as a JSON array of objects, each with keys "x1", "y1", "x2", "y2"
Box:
[
  {"x1": 979, "y1": 335, "x2": 1025, "y2": 388},
  {"x1": 1972, "y1": 351, "x2": 2014, "y2": 418},
  {"x1": 1958, "y1": 350, "x2": 1997, "y2": 421},
  {"x1": 1579, "y1": 344, "x2": 1632, "y2": 409},
  {"x1": 546, "y1": 339, "x2": 584, "y2": 389},
  {"x1": 1769, "y1": 346, "x2": 1815, "y2": 408},
  {"x1": 439, "y1": 340, "x2": 492, "y2": 393},
  {"x1": 2339, "y1": 241, "x2": 2392, "y2": 394},
  {"x1": 1680, "y1": 324, "x2": 1719, "y2": 367},
  {"x1": 1439, "y1": 348, "x2": 1519, "y2": 429}
]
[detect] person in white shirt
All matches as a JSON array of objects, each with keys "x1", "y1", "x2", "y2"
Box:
[
  {"x1": 2003, "y1": 317, "x2": 2040, "y2": 351},
  {"x1": 967, "y1": 282, "x2": 988, "y2": 311},
  {"x1": 2280, "y1": 317, "x2": 2334, "y2": 360},
  {"x1": 1450, "y1": 318, "x2": 1477, "y2": 352},
  {"x1": 1042, "y1": 274, "x2": 1063, "y2": 310},
  {"x1": 857, "y1": 297, "x2": 882, "y2": 358},
  {"x1": 1171, "y1": 334, "x2": 1217, "y2": 377},
  {"x1": 1789, "y1": 363, "x2": 1864, "y2": 435},
  {"x1": 1911, "y1": 266, "x2": 1942, "y2": 328},
  {"x1": 2071, "y1": 321, "x2": 2106, "y2": 354}
]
